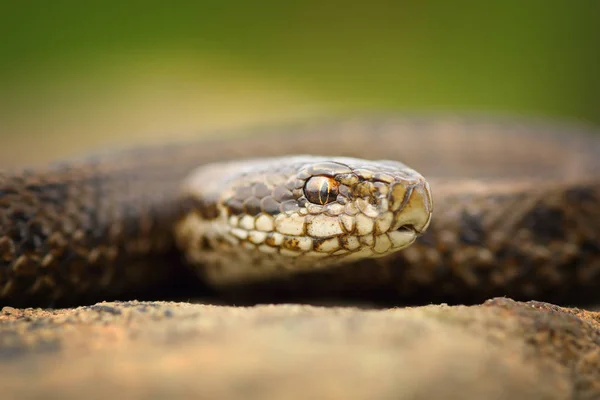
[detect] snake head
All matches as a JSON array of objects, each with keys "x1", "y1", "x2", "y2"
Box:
[{"x1": 176, "y1": 156, "x2": 432, "y2": 285}]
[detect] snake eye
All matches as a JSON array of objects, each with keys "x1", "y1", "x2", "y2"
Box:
[{"x1": 304, "y1": 176, "x2": 339, "y2": 205}]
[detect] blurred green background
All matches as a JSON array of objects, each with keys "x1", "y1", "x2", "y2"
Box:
[{"x1": 1, "y1": 1, "x2": 599, "y2": 166}]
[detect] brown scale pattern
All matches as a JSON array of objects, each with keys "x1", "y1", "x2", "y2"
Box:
[{"x1": 1, "y1": 115, "x2": 600, "y2": 307}]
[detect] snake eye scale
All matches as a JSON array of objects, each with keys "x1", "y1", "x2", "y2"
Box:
[{"x1": 1, "y1": 115, "x2": 599, "y2": 307}]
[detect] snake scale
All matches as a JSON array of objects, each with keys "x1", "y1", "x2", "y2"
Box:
[{"x1": 1, "y1": 115, "x2": 599, "y2": 308}]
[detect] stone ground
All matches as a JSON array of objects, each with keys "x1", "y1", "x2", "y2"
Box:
[{"x1": 1, "y1": 298, "x2": 599, "y2": 400}]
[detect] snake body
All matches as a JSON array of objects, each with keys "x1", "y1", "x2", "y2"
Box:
[{"x1": 1, "y1": 115, "x2": 599, "y2": 307}]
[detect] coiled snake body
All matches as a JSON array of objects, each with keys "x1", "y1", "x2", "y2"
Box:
[{"x1": 1, "y1": 115, "x2": 599, "y2": 307}]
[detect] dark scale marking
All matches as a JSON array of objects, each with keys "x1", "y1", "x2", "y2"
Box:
[
  {"x1": 565, "y1": 186, "x2": 597, "y2": 203},
  {"x1": 252, "y1": 182, "x2": 271, "y2": 199},
  {"x1": 580, "y1": 240, "x2": 600, "y2": 256},
  {"x1": 520, "y1": 205, "x2": 566, "y2": 243},
  {"x1": 122, "y1": 204, "x2": 143, "y2": 237},
  {"x1": 24, "y1": 184, "x2": 44, "y2": 194},
  {"x1": 260, "y1": 196, "x2": 281, "y2": 216},
  {"x1": 8, "y1": 209, "x2": 30, "y2": 225},
  {"x1": 291, "y1": 188, "x2": 303, "y2": 199},
  {"x1": 297, "y1": 198, "x2": 308, "y2": 208},
  {"x1": 242, "y1": 197, "x2": 262, "y2": 216},
  {"x1": 264, "y1": 232, "x2": 279, "y2": 247},
  {"x1": 338, "y1": 184, "x2": 351, "y2": 198},
  {"x1": 198, "y1": 201, "x2": 219, "y2": 220},
  {"x1": 225, "y1": 198, "x2": 245, "y2": 216},
  {"x1": 286, "y1": 178, "x2": 304, "y2": 191},
  {"x1": 312, "y1": 238, "x2": 328, "y2": 248},
  {"x1": 282, "y1": 237, "x2": 300, "y2": 251},
  {"x1": 0, "y1": 187, "x2": 19, "y2": 197},
  {"x1": 0, "y1": 237, "x2": 14, "y2": 261},
  {"x1": 24, "y1": 220, "x2": 48, "y2": 252},
  {"x1": 354, "y1": 182, "x2": 374, "y2": 198},
  {"x1": 85, "y1": 173, "x2": 106, "y2": 243},
  {"x1": 458, "y1": 210, "x2": 486, "y2": 245},
  {"x1": 273, "y1": 186, "x2": 293, "y2": 203},
  {"x1": 13, "y1": 257, "x2": 37, "y2": 276},
  {"x1": 233, "y1": 186, "x2": 253, "y2": 202},
  {"x1": 199, "y1": 237, "x2": 212, "y2": 251}
]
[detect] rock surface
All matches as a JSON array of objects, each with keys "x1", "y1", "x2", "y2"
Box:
[{"x1": 1, "y1": 298, "x2": 599, "y2": 400}]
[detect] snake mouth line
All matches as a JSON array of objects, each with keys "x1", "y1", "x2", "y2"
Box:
[{"x1": 398, "y1": 224, "x2": 419, "y2": 235}]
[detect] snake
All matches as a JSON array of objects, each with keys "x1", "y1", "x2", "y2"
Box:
[{"x1": 1, "y1": 115, "x2": 599, "y2": 308}]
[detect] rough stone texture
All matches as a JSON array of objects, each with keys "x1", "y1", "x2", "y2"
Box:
[{"x1": 1, "y1": 298, "x2": 599, "y2": 400}]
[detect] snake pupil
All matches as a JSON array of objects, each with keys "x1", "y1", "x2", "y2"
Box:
[{"x1": 304, "y1": 176, "x2": 338, "y2": 205}]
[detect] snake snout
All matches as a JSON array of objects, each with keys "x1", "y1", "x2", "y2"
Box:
[{"x1": 389, "y1": 180, "x2": 432, "y2": 235}]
